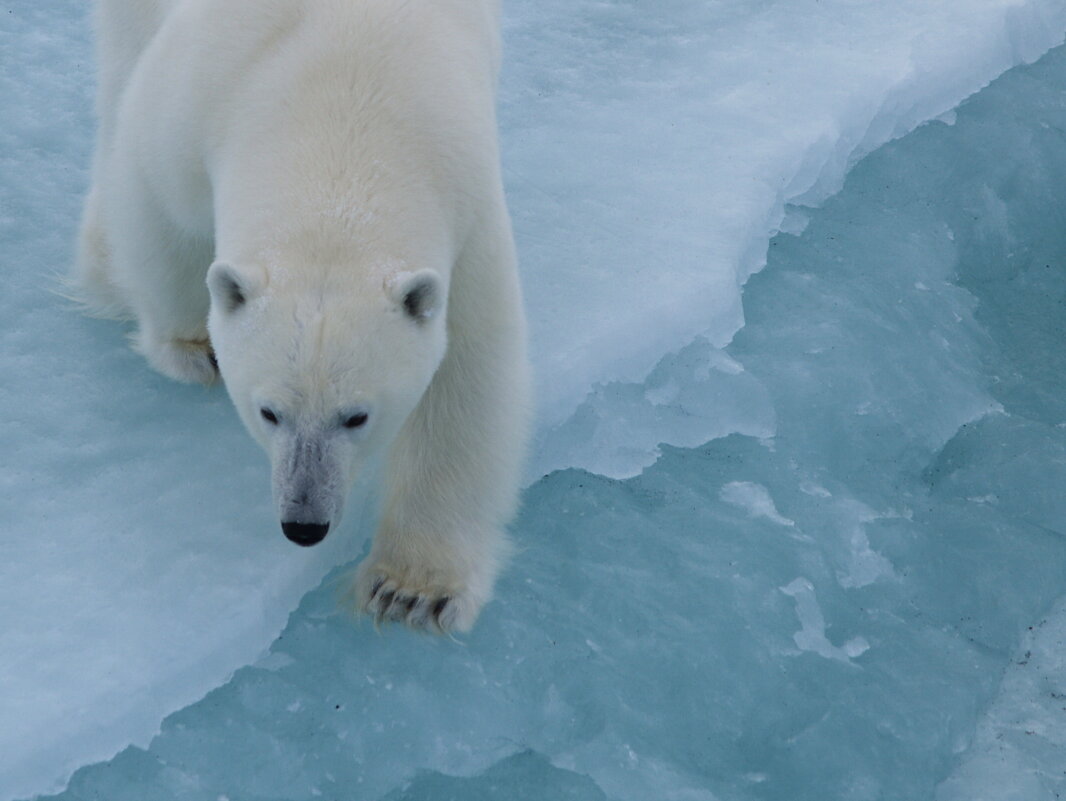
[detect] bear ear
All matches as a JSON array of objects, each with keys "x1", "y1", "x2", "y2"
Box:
[
  {"x1": 391, "y1": 269, "x2": 444, "y2": 322},
  {"x1": 207, "y1": 262, "x2": 264, "y2": 313}
]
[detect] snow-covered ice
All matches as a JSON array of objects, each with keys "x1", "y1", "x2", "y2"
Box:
[
  {"x1": 4, "y1": 0, "x2": 1066, "y2": 798},
  {"x1": 511, "y1": 0, "x2": 1066, "y2": 475}
]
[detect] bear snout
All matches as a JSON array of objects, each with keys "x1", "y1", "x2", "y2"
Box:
[{"x1": 281, "y1": 520, "x2": 330, "y2": 547}]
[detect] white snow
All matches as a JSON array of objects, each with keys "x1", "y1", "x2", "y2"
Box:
[
  {"x1": 506, "y1": 0, "x2": 1066, "y2": 477},
  {"x1": 504, "y1": 0, "x2": 1066, "y2": 428}
]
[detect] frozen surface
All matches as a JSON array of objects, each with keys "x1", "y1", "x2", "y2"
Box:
[
  {"x1": 508, "y1": 0, "x2": 1066, "y2": 474},
  {"x1": 937, "y1": 597, "x2": 1066, "y2": 801},
  {"x1": 4, "y1": 0, "x2": 1066, "y2": 798},
  {"x1": 25, "y1": 37, "x2": 1066, "y2": 801}
]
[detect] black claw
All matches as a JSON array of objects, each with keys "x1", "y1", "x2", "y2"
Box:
[
  {"x1": 370, "y1": 578, "x2": 386, "y2": 601},
  {"x1": 432, "y1": 596, "x2": 451, "y2": 621},
  {"x1": 208, "y1": 350, "x2": 218, "y2": 370},
  {"x1": 378, "y1": 589, "x2": 396, "y2": 611},
  {"x1": 404, "y1": 596, "x2": 419, "y2": 614}
]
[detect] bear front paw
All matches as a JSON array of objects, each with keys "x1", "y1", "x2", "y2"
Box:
[
  {"x1": 352, "y1": 561, "x2": 487, "y2": 634},
  {"x1": 138, "y1": 335, "x2": 219, "y2": 385}
]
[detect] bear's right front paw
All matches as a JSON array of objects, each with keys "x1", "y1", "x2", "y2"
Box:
[
  {"x1": 137, "y1": 335, "x2": 219, "y2": 385},
  {"x1": 351, "y1": 559, "x2": 488, "y2": 635}
]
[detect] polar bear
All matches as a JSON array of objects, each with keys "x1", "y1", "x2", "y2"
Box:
[{"x1": 73, "y1": 0, "x2": 530, "y2": 633}]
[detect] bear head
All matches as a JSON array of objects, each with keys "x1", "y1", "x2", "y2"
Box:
[{"x1": 206, "y1": 258, "x2": 447, "y2": 546}]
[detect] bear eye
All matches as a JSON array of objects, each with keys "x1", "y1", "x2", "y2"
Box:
[
  {"x1": 343, "y1": 412, "x2": 368, "y2": 429},
  {"x1": 260, "y1": 408, "x2": 279, "y2": 425}
]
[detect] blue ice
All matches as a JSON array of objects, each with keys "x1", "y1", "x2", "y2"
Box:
[{"x1": 4, "y1": 0, "x2": 1066, "y2": 798}]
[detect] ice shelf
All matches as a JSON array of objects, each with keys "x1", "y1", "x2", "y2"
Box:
[{"x1": 3, "y1": 0, "x2": 1066, "y2": 797}]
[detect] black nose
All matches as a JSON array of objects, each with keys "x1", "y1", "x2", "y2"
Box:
[{"x1": 281, "y1": 521, "x2": 330, "y2": 547}]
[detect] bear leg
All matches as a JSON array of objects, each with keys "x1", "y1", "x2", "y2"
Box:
[
  {"x1": 70, "y1": 185, "x2": 131, "y2": 319},
  {"x1": 106, "y1": 184, "x2": 218, "y2": 385},
  {"x1": 353, "y1": 228, "x2": 530, "y2": 634}
]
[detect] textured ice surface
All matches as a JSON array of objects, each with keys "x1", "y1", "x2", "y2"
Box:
[
  {"x1": 937, "y1": 597, "x2": 1066, "y2": 801},
  {"x1": 509, "y1": 0, "x2": 1066, "y2": 476},
  {"x1": 5, "y1": 2, "x2": 1066, "y2": 799},
  {"x1": 27, "y1": 38, "x2": 1066, "y2": 801}
]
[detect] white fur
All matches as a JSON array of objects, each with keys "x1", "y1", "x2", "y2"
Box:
[{"x1": 75, "y1": 0, "x2": 531, "y2": 633}]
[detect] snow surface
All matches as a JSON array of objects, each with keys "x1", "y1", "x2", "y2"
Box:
[
  {"x1": 513, "y1": 0, "x2": 1066, "y2": 475},
  {"x1": 3, "y1": 0, "x2": 1066, "y2": 798}
]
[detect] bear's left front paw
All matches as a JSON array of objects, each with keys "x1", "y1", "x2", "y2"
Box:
[
  {"x1": 137, "y1": 334, "x2": 219, "y2": 385},
  {"x1": 352, "y1": 560, "x2": 488, "y2": 634}
]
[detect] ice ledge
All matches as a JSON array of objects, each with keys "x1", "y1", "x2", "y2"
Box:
[{"x1": 518, "y1": 0, "x2": 1066, "y2": 479}]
